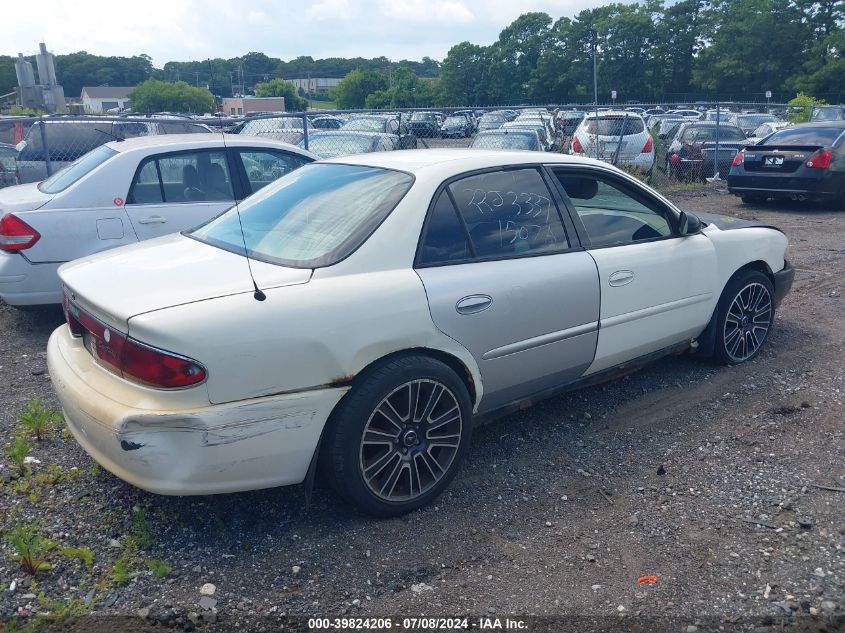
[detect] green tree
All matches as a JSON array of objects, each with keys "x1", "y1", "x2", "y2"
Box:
[
  {"x1": 440, "y1": 42, "x2": 489, "y2": 106},
  {"x1": 128, "y1": 79, "x2": 215, "y2": 113},
  {"x1": 254, "y1": 78, "x2": 308, "y2": 111},
  {"x1": 330, "y1": 70, "x2": 389, "y2": 108}
]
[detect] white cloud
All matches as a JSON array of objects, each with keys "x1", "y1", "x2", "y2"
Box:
[
  {"x1": 306, "y1": 0, "x2": 353, "y2": 20},
  {"x1": 378, "y1": 0, "x2": 476, "y2": 24}
]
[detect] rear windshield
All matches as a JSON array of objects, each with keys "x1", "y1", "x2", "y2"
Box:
[
  {"x1": 470, "y1": 133, "x2": 537, "y2": 151},
  {"x1": 736, "y1": 115, "x2": 777, "y2": 127},
  {"x1": 305, "y1": 135, "x2": 374, "y2": 158},
  {"x1": 681, "y1": 126, "x2": 746, "y2": 142},
  {"x1": 583, "y1": 117, "x2": 645, "y2": 136},
  {"x1": 764, "y1": 126, "x2": 844, "y2": 146},
  {"x1": 410, "y1": 112, "x2": 436, "y2": 121},
  {"x1": 810, "y1": 107, "x2": 844, "y2": 122},
  {"x1": 190, "y1": 164, "x2": 413, "y2": 268},
  {"x1": 342, "y1": 119, "x2": 387, "y2": 132},
  {"x1": 38, "y1": 145, "x2": 117, "y2": 194},
  {"x1": 241, "y1": 118, "x2": 306, "y2": 134}
]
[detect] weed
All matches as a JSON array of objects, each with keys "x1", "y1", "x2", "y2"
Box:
[
  {"x1": 35, "y1": 464, "x2": 64, "y2": 487},
  {"x1": 35, "y1": 595, "x2": 91, "y2": 623},
  {"x1": 5, "y1": 523, "x2": 56, "y2": 576},
  {"x1": 60, "y1": 547, "x2": 94, "y2": 568},
  {"x1": 18, "y1": 398, "x2": 62, "y2": 442},
  {"x1": 7, "y1": 435, "x2": 31, "y2": 476},
  {"x1": 146, "y1": 558, "x2": 171, "y2": 578},
  {"x1": 89, "y1": 464, "x2": 102, "y2": 478}
]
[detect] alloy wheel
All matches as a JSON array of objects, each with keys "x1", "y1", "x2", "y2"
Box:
[{"x1": 723, "y1": 281, "x2": 772, "y2": 362}]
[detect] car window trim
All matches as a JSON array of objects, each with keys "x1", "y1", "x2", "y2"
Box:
[
  {"x1": 547, "y1": 166, "x2": 682, "y2": 250},
  {"x1": 413, "y1": 164, "x2": 582, "y2": 269}
]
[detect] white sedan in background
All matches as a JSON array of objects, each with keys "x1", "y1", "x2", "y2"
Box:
[
  {"x1": 0, "y1": 134, "x2": 316, "y2": 306},
  {"x1": 48, "y1": 150, "x2": 793, "y2": 516}
]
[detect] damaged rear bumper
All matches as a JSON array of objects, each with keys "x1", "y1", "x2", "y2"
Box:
[{"x1": 47, "y1": 326, "x2": 348, "y2": 495}]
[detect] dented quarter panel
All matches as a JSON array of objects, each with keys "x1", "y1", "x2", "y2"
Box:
[{"x1": 49, "y1": 326, "x2": 347, "y2": 494}]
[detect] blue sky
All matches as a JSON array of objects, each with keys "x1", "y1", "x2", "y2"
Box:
[{"x1": 3, "y1": 0, "x2": 622, "y2": 66}]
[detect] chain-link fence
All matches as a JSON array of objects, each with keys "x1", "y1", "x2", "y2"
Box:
[{"x1": 0, "y1": 101, "x2": 795, "y2": 191}]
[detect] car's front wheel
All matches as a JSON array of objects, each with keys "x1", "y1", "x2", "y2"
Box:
[
  {"x1": 713, "y1": 270, "x2": 775, "y2": 365},
  {"x1": 322, "y1": 355, "x2": 472, "y2": 516}
]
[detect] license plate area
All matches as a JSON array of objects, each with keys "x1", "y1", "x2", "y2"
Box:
[{"x1": 764, "y1": 156, "x2": 784, "y2": 166}]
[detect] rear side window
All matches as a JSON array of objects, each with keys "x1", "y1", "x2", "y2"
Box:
[
  {"x1": 583, "y1": 117, "x2": 645, "y2": 136},
  {"x1": 446, "y1": 168, "x2": 569, "y2": 259},
  {"x1": 128, "y1": 150, "x2": 234, "y2": 204},
  {"x1": 765, "y1": 127, "x2": 844, "y2": 146},
  {"x1": 238, "y1": 149, "x2": 310, "y2": 193},
  {"x1": 418, "y1": 192, "x2": 471, "y2": 265},
  {"x1": 37, "y1": 145, "x2": 117, "y2": 194}
]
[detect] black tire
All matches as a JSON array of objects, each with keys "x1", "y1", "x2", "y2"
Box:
[
  {"x1": 322, "y1": 355, "x2": 473, "y2": 517},
  {"x1": 712, "y1": 269, "x2": 775, "y2": 365}
]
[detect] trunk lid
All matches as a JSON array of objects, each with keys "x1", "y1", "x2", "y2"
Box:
[
  {"x1": 741, "y1": 145, "x2": 821, "y2": 174},
  {"x1": 0, "y1": 182, "x2": 54, "y2": 214},
  {"x1": 59, "y1": 233, "x2": 311, "y2": 331}
]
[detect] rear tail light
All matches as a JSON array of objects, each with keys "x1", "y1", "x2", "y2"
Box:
[
  {"x1": 806, "y1": 149, "x2": 832, "y2": 169},
  {"x1": 572, "y1": 136, "x2": 584, "y2": 153},
  {"x1": 671, "y1": 154, "x2": 681, "y2": 166},
  {"x1": 0, "y1": 214, "x2": 40, "y2": 252},
  {"x1": 731, "y1": 151, "x2": 744, "y2": 167},
  {"x1": 642, "y1": 137, "x2": 653, "y2": 153},
  {"x1": 62, "y1": 296, "x2": 206, "y2": 389}
]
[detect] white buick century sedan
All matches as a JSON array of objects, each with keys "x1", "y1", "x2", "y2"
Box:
[
  {"x1": 47, "y1": 150, "x2": 794, "y2": 516},
  {"x1": 0, "y1": 134, "x2": 315, "y2": 306}
]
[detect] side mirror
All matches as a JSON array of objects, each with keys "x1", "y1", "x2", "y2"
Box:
[{"x1": 678, "y1": 211, "x2": 702, "y2": 236}]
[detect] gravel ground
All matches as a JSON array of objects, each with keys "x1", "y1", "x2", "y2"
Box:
[{"x1": 0, "y1": 186, "x2": 843, "y2": 633}]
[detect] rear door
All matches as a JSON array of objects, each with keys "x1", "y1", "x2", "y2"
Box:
[
  {"x1": 124, "y1": 148, "x2": 236, "y2": 241},
  {"x1": 415, "y1": 167, "x2": 600, "y2": 413},
  {"x1": 550, "y1": 167, "x2": 717, "y2": 374}
]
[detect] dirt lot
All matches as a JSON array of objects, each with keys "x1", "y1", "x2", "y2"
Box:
[{"x1": 0, "y1": 186, "x2": 843, "y2": 633}]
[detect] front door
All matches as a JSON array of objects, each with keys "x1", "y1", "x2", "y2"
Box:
[
  {"x1": 415, "y1": 167, "x2": 601, "y2": 413},
  {"x1": 550, "y1": 168, "x2": 718, "y2": 374}
]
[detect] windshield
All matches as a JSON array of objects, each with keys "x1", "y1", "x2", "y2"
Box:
[
  {"x1": 305, "y1": 135, "x2": 375, "y2": 158},
  {"x1": 444, "y1": 117, "x2": 465, "y2": 126},
  {"x1": 471, "y1": 133, "x2": 537, "y2": 151},
  {"x1": 764, "y1": 127, "x2": 844, "y2": 146},
  {"x1": 190, "y1": 164, "x2": 413, "y2": 268},
  {"x1": 583, "y1": 117, "x2": 645, "y2": 136},
  {"x1": 478, "y1": 114, "x2": 505, "y2": 126},
  {"x1": 410, "y1": 113, "x2": 435, "y2": 121},
  {"x1": 342, "y1": 119, "x2": 386, "y2": 132},
  {"x1": 38, "y1": 145, "x2": 117, "y2": 194}
]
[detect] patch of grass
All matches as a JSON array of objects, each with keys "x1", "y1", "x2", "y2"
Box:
[
  {"x1": 7, "y1": 434, "x2": 31, "y2": 476},
  {"x1": 308, "y1": 99, "x2": 336, "y2": 110},
  {"x1": 89, "y1": 464, "x2": 102, "y2": 478},
  {"x1": 111, "y1": 556, "x2": 131, "y2": 586},
  {"x1": 18, "y1": 398, "x2": 62, "y2": 442},
  {"x1": 130, "y1": 508, "x2": 152, "y2": 549},
  {"x1": 146, "y1": 558, "x2": 171, "y2": 578},
  {"x1": 60, "y1": 546, "x2": 94, "y2": 568},
  {"x1": 5, "y1": 523, "x2": 56, "y2": 576},
  {"x1": 35, "y1": 595, "x2": 91, "y2": 624},
  {"x1": 35, "y1": 464, "x2": 65, "y2": 487}
]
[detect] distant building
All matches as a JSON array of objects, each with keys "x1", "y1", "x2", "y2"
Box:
[
  {"x1": 15, "y1": 43, "x2": 67, "y2": 113},
  {"x1": 81, "y1": 86, "x2": 133, "y2": 113},
  {"x1": 288, "y1": 78, "x2": 342, "y2": 97},
  {"x1": 221, "y1": 96, "x2": 285, "y2": 116}
]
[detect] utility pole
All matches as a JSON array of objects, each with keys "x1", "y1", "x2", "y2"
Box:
[
  {"x1": 195, "y1": 72, "x2": 200, "y2": 88},
  {"x1": 590, "y1": 27, "x2": 599, "y2": 160}
]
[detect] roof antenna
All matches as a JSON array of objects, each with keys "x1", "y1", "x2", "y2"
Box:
[{"x1": 212, "y1": 61, "x2": 266, "y2": 302}]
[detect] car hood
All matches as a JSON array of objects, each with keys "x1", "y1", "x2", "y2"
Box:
[
  {"x1": 696, "y1": 211, "x2": 783, "y2": 233},
  {"x1": 0, "y1": 182, "x2": 54, "y2": 213},
  {"x1": 58, "y1": 233, "x2": 311, "y2": 331}
]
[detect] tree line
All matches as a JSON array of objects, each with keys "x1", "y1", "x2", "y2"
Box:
[{"x1": 0, "y1": 0, "x2": 841, "y2": 110}]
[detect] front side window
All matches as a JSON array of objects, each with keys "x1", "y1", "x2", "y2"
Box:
[
  {"x1": 238, "y1": 150, "x2": 310, "y2": 193},
  {"x1": 128, "y1": 150, "x2": 233, "y2": 204},
  {"x1": 190, "y1": 164, "x2": 413, "y2": 268},
  {"x1": 38, "y1": 145, "x2": 118, "y2": 194},
  {"x1": 445, "y1": 168, "x2": 569, "y2": 259},
  {"x1": 555, "y1": 171, "x2": 673, "y2": 248}
]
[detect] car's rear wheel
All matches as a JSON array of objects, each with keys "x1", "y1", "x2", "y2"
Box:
[
  {"x1": 322, "y1": 355, "x2": 472, "y2": 517},
  {"x1": 713, "y1": 270, "x2": 775, "y2": 365}
]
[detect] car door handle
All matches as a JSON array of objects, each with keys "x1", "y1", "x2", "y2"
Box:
[
  {"x1": 455, "y1": 295, "x2": 493, "y2": 315},
  {"x1": 137, "y1": 215, "x2": 167, "y2": 224},
  {"x1": 608, "y1": 270, "x2": 635, "y2": 287}
]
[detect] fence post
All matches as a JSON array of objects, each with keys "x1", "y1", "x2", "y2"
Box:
[
  {"x1": 302, "y1": 112, "x2": 309, "y2": 151},
  {"x1": 714, "y1": 103, "x2": 720, "y2": 180},
  {"x1": 38, "y1": 120, "x2": 52, "y2": 177}
]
